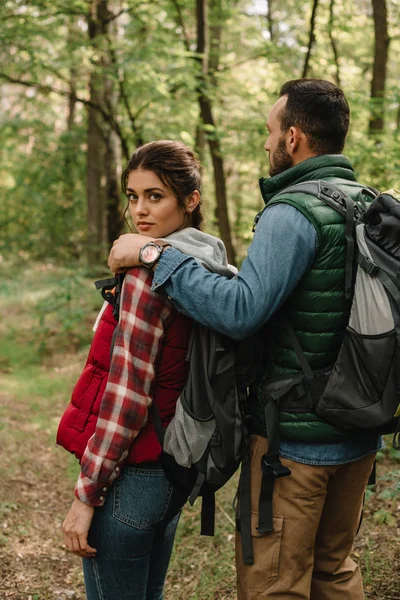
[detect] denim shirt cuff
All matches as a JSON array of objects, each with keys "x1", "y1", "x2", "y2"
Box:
[{"x1": 151, "y1": 247, "x2": 192, "y2": 291}]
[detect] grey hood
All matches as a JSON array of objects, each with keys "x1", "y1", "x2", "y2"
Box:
[{"x1": 162, "y1": 227, "x2": 236, "y2": 279}]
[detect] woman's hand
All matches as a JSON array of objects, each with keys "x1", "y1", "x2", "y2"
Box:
[{"x1": 62, "y1": 498, "x2": 97, "y2": 558}]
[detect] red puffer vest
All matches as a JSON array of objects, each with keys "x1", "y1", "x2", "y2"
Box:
[{"x1": 57, "y1": 301, "x2": 192, "y2": 464}]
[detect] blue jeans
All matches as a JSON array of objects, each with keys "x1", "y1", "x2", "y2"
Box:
[{"x1": 82, "y1": 464, "x2": 187, "y2": 600}]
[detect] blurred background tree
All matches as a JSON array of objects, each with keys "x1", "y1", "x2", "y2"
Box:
[{"x1": 1, "y1": 0, "x2": 399, "y2": 268}]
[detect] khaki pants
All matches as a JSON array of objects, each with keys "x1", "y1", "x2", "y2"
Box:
[{"x1": 236, "y1": 435, "x2": 376, "y2": 600}]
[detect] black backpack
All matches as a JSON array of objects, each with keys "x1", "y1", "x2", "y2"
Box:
[
  {"x1": 95, "y1": 275, "x2": 256, "y2": 540},
  {"x1": 250, "y1": 181, "x2": 400, "y2": 562},
  {"x1": 150, "y1": 323, "x2": 254, "y2": 537},
  {"x1": 261, "y1": 181, "x2": 400, "y2": 438}
]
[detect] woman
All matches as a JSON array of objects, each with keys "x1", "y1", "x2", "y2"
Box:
[{"x1": 58, "y1": 140, "x2": 231, "y2": 600}]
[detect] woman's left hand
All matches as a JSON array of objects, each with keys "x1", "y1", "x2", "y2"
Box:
[{"x1": 62, "y1": 498, "x2": 97, "y2": 558}]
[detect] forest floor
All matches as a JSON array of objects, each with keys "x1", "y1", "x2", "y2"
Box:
[{"x1": 0, "y1": 264, "x2": 399, "y2": 600}]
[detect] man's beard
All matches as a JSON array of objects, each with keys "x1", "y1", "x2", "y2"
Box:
[{"x1": 269, "y1": 137, "x2": 293, "y2": 177}]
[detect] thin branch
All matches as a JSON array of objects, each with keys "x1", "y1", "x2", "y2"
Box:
[
  {"x1": 41, "y1": 63, "x2": 71, "y2": 86},
  {"x1": 218, "y1": 51, "x2": 268, "y2": 73},
  {"x1": 105, "y1": 34, "x2": 144, "y2": 147},
  {"x1": 171, "y1": 0, "x2": 191, "y2": 52},
  {"x1": 0, "y1": 71, "x2": 130, "y2": 158},
  {"x1": 34, "y1": 0, "x2": 88, "y2": 18},
  {"x1": 0, "y1": 72, "x2": 97, "y2": 109},
  {"x1": 328, "y1": 0, "x2": 340, "y2": 86},
  {"x1": 302, "y1": 0, "x2": 319, "y2": 78},
  {"x1": 105, "y1": 7, "x2": 131, "y2": 24},
  {"x1": 215, "y1": 500, "x2": 235, "y2": 527}
]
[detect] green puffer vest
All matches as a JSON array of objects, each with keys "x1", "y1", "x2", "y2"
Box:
[{"x1": 250, "y1": 154, "x2": 372, "y2": 442}]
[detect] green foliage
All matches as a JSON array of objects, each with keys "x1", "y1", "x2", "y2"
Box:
[
  {"x1": 0, "y1": 263, "x2": 102, "y2": 372},
  {"x1": 1, "y1": 0, "x2": 400, "y2": 264}
]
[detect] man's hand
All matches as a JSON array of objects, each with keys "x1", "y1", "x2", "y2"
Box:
[
  {"x1": 108, "y1": 233, "x2": 153, "y2": 273},
  {"x1": 62, "y1": 498, "x2": 96, "y2": 558}
]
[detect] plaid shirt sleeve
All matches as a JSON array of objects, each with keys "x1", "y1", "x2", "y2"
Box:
[{"x1": 75, "y1": 268, "x2": 173, "y2": 506}]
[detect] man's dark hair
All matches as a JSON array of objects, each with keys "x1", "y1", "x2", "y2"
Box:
[{"x1": 279, "y1": 79, "x2": 350, "y2": 155}]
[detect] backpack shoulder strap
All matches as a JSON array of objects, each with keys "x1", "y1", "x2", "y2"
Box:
[{"x1": 272, "y1": 180, "x2": 365, "y2": 300}]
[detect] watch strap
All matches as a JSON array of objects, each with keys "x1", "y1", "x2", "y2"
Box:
[{"x1": 154, "y1": 239, "x2": 172, "y2": 249}]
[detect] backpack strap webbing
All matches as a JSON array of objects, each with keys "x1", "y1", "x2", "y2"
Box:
[
  {"x1": 237, "y1": 445, "x2": 254, "y2": 564},
  {"x1": 257, "y1": 393, "x2": 291, "y2": 535},
  {"x1": 394, "y1": 420, "x2": 400, "y2": 451},
  {"x1": 150, "y1": 402, "x2": 217, "y2": 539},
  {"x1": 95, "y1": 274, "x2": 126, "y2": 361},
  {"x1": 94, "y1": 276, "x2": 118, "y2": 291},
  {"x1": 149, "y1": 399, "x2": 165, "y2": 446},
  {"x1": 200, "y1": 489, "x2": 215, "y2": 536},
  {"x1": 367, "y1": 460, "x2": 376, "y2": 486},
  {"x1": 189, "y1": 472, "x2": 205, "y2": 505},
  {"x1": 343, "y1": 195, "x2": 355, "y2": 299},
  {"x1": 359, "y1": 256, "x2": 400, "y2": 306},
  {"x1": 270, "y1": 180, "x2": 362, "y2": 300},
  {"x1": 94, "y1": 273, "x2": 125, "y2": 321}
]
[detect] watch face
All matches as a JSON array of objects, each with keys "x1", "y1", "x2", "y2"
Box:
[{"x1": 141, "y1": 244, "x2": 160, "y2": 264}]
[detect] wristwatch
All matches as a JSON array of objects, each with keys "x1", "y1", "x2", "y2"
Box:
[{"x1": 138, "y1": 240, "x2": 171, "y2": 268}]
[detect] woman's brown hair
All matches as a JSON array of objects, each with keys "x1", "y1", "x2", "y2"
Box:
[{"x1": 121, "y1": 140, "x2": 203, "y2": 230}]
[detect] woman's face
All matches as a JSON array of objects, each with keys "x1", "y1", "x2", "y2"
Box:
[{"x1": 126, "y1": 169, "x2": 186, "y2": 238}]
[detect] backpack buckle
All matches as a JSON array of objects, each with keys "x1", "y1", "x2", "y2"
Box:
[
  {"x1": 261, "y1": 454, "x2": 291, "y2": 479},
  {"x1": 322, "y1": 185, "x2": 341, "y2": 201},
  {"x1": 359, "y1": 255, "x2": 379, "y2": 276},
  {"x1": 252, "y1": 212, "x2": 261, "y2": 232}
]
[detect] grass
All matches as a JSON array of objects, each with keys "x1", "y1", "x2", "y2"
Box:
[{"x1": 0, "y1": 263, "x2": 399, "y2": 600}]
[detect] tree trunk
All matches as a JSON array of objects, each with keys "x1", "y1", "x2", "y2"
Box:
[
  {"x1": 196, "y1": 0, "x2": 236, "y2": 265},
  {"x1": 105, "y1": 129, "x2": 123, "y2": 244},
  {"x1": 302, "y1": 0, "x2": 319, "y2": 78},
  {"x1": 86, "y1": 75, "x2": 107, "y2": 265},
  {"x1": 86, "y1": 0, "x2": 115, "y2": 264},
  {"x1": 62, "y1": 30, "x2": 80, "y2": 258},
  {"x1": 369, "y1": 0, "x2": 389, "y2": 135},
  {"x1": 195, "y1": 124, "x2": 206, "y2": 164},
  {"x1": 266, "y1": 0, "x2": 274, "y2": 42},
  {"x1": 104, "y1": 16, "x2": 124, "y2": 245}
]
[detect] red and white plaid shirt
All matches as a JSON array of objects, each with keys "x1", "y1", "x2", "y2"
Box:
[{"x1": 75, "y1": 268, "x2": 173, "y2": 506}]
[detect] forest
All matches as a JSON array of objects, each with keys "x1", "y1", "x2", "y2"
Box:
[
  {"x1": 0, "y1": 1, "x2": 399, "y2": 599},
  {"x1": 1, "y1": 0, "x2": 400, "y2": 266}
]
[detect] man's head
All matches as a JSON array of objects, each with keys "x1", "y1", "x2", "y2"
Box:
[{"x1": 265, "y1": 79, "x2": 350, "y2": 176}]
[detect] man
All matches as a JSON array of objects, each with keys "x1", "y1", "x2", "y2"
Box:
[{"x1": 108, "y1": 79, "x2": 381, "y2": 600}]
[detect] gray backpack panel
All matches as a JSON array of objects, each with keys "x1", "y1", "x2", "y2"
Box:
[{"x1": 315, "y1": 189, "x2": 400, "y2": 432}]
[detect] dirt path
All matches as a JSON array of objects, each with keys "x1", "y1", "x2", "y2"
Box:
[
  {"x1": 0, "y1": 382, "x2": 399, "y2": 600},
  {"x1": 0, "y1": 387, "x2": 86, "y2": 600}
]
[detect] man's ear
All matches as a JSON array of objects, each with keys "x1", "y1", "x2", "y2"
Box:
[
  {"x1": 185, "y1": 190, "x2": 201, "y2": 213},
  {"x1": 286, "y1": 126, "x2": 303, "y2": 155}
]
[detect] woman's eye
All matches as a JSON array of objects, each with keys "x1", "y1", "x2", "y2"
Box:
[
  {"x1": 149, "y1": 193, "x2": 161, "y2": 202},
  {"x1": 127, "y1": 194, "x2": 137, "y2": 203}
]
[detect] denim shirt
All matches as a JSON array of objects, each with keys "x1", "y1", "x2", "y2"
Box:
[{"x1": 152, "y1": 204, "x2": 382, "y2": 465}]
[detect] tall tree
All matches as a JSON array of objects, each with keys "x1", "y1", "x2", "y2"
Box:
[
  {"x1": 302, "y1": 0, "x2": 319, "y2": 78},
  {"x1": 196, "y1": 0, "x2": 236, "y2": 265},
  {"x1": 86, "y1": 0, "x2": 127, "y2": 261},
  {"x1": 369, "y1": 0, "x2": 390, "y2": 135},
  {"x1": 86, "y1": 0, "x2": 110, "y2": 264}
]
